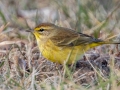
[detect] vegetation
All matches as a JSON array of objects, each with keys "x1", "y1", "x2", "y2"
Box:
[{"x1": 0, "y1": 0, "x2": 120, "y2": 90}]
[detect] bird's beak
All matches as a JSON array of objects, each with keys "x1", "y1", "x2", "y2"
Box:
[
  {"x1": 26, "y1": 29, "x2": 33, "y2": 33},
  {"x1": 25, "y1": 29, "x2": 36, "y2": 36}
]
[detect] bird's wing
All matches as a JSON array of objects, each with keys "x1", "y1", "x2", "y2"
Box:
[
  {"x1": 74, "y1": 33, "x2": 103, "y2": 45},
  {"x1": 50, "y1": 28, "x2": 102, "y2": 47}
]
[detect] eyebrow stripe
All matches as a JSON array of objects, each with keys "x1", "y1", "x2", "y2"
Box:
[{"x1": 35, "y1": 28, "x2": 40, "y2": 31}]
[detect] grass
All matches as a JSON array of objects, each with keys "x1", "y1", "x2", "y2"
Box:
[{"x1": 0, "y1": 0, "x2": 120, "y2": 90}]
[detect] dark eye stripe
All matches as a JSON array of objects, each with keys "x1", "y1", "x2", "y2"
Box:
[{"x1": 39, "y1": 28, "x2": 44, "y2": 32}]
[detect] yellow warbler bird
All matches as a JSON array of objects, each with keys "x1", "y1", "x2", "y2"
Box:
[{"x1": 32, "y1": 23, "x2": 120, "y2": 64}]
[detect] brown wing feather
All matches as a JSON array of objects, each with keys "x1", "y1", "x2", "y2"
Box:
[
  {"x1": 50, "y1": 27, "x2": 79, "y2": 46},
  {"x1": 72, "y1": 33, "x2": 103, "y2": 46},
  {"x1": 50, "y1": 27, "x2": 102, "y2": 46}
]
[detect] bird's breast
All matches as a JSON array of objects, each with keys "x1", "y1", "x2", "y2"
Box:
[{"x1": 37, "y1": 39, "x2": 85, "y2": 64}]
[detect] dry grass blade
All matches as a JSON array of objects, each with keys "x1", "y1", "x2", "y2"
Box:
[
  {"x1": 88, "y1": 21, "x2": 105, "y2": 34},
  {"x1": 88, "y1": 2, "x2": 120, "y2": 36},
  {"x1": 0, "y1": 23, "x2": 10, "y2": 33},
  {"x1": 0, "y1": 0, "x2": 120, "y2": 90},
  {"x1": 106, "y1": 34, "x2": 120, "y2": 41},
  {"x1": 0, "y1": 41, "x2": 21, "y2": 46}
]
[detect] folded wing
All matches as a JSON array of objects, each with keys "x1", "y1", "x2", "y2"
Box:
[{"x1": 50, "y1": 27, "x2": 102, "y2": 47}]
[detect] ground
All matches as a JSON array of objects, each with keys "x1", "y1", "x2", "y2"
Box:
[{"x1": 0, "y1": 0, "x2": 120, "y2": 90}]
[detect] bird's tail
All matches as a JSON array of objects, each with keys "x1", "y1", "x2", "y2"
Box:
[
  {"x1": 98, "y1": 41, "x2": 120, "y2": 44},
  {"x1": 88, "y1": 41, "x2": 120, "y2": 49}
]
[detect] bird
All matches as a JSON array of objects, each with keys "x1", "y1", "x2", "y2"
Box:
[{"x1": 32, "y1": 23, "x2": 120, "y2": 64}]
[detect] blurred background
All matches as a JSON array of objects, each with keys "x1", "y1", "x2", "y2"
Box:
[
  {"x1": 0, "y1": 0, "x2": 120, "y2": 41},
  {"x1": 0, "y1": 0, "x2": 120, "y2": 90}
]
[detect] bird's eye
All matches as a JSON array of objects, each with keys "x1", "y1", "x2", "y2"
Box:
[{"x1": 39, "y1": 28, "x2": 44, "y2": 32}]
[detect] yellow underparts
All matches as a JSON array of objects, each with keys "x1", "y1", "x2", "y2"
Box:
[{"x1": 37, "y1": 38, "x2": 103, "y2": 64}]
